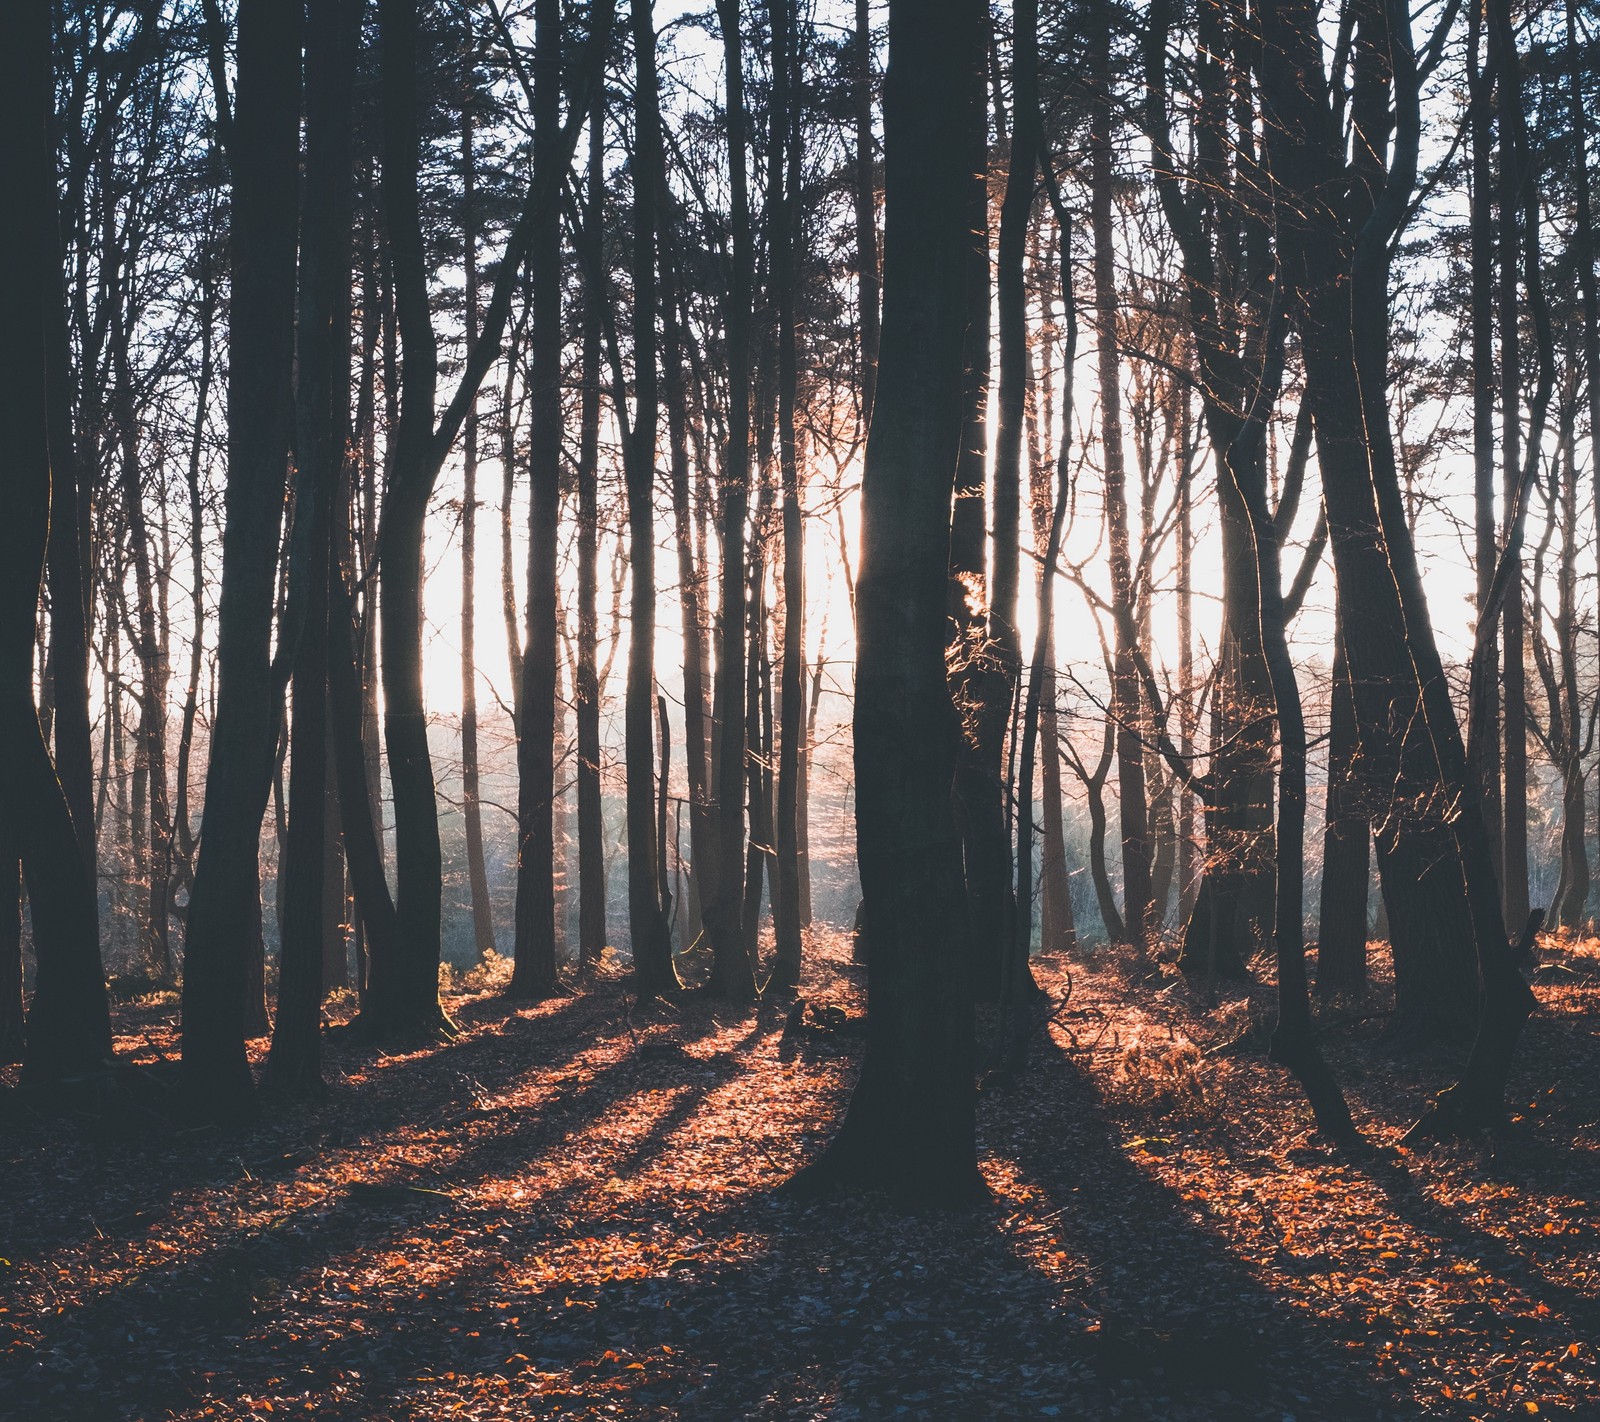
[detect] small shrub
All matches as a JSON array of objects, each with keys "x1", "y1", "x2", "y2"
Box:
[
  {"x1": 450, "y1": 948, "x2": 516, "y2": 995},
  {"x1": 1114, "y1": 1036, "x2": 1209, "y2": 1119}
]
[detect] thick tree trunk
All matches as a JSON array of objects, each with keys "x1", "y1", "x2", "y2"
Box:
[
  {"x1": 3, "y1": 0, "x2": 112, "y2": 1083},
  {"x1": 623, "y1": 0, "x2": 677, "y2": 997},
  {"x1": 947, "y1": 9, "x2": 1004, "y2": 997},
  {"x1": 180, "y1": 0, "x2": 303, "y2": 1117},
  {"x1": 266, "y1": 0, "x2": 359, "y2": 1098},
  {"x1": 44, "y1": 146, "x2": 96, "y2": 885},
  {"x1": 771, "y1": 0, "x2": 806, "y2": 990},
  {"x1": 365, "y1": 0, "x2": 451, "y2": 1037},
  {"x1": 788, "y1": 0, "x2": 988, "y2": 1207},
  {"x1": 704, "y1": 0, "x2": 758, "y2": 1000},
  {"x1": 510, "y1": 0, "x2": 564, "y2": 1000},
  {"x1": 1090, "y1": 17, "x2": 1151, "y2": 948}
]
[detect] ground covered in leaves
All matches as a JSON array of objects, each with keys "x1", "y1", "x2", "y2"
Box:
[{"x1": 2, "y1": 929, "x2": 1597, "y2": 1420}]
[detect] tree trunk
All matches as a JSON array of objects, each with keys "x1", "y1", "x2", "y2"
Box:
[
  {"x1": 771, "y1": 0, "x2": 805, "y2": 991},
  {"x1": 322, "y1": 740, "x2": 349, "y2": 993},
  {"x1": 1226, "y1": 349, "x2": 1359, "y2": 1143},
  {"x1": 1316, "y1": 623, "x2": 1370, "y2": 998},
  {"x1": 1013, "y1": 160, "x2": 1074, "y2": 1030},
  {"x1": 1090, "y1": 13, "x2": 1151, "y2": 948},
  {"x1": 575, "y1": 98, "x2": 607, "y2": 966},
  {"x1": 853, "y1": 0, "x2": 879, "y2": 427},
  {"x1": 110, "y1": 289, "x2": 173, "y2": 978},
  {"x1": 1145, "y1": 0, "x2": 1275, "y2": 978},
  {"x1": 1258, "y1": 0, "x2": 1536, "y2": 1134},
  {"x1": 4, "y1": 0, "x2": 112, "y2": 1081},
  {"x1": 974, "y1": 0, "x2": 1039, "y2": 1000},
  {"x1": 44, "y1": 125, "x2": 96, "y2": 885},
  {"x1": 1465, "y1": 0, "x2": 1504, "y2": 890},
  {"x1": 367, "y1": 0, "x2": 450, "y2": 1037},
  {"x1": 266, "y1": 0, "x2": 359, "y2": 1098},
  {"x1": 623, "y1": 0, "x2": 677, "y2": 997},
  {"x1": 0, "y1": 835, "x2": 21, "y2": 1064},
  {"x1": 460, "y1": 103, "x2": 498, "y2": 965},
  {"x1": 180, "y1": 0, "x2": 303, "y2": 1117},
  {"x1": 1552, "y1": 402, "x2": 1589, "y2": 927},
  {"x1": 510, "y1": 0, "x2": 564, "y2": 1000},
  {"x1": 1569, "y1": 0, "x2": 1600, "y2": 910},
  {"x1": 947, "y1": 5, "x2": 1001, "y2": 997},
  {"x1": 787, "y1": 0, "x2": 988, "y2": 1207},
  {"x1": 1492, "y1": 0, "x2": 1530, "y2": 933},
  {"x1": 704, "y1": 0, "x2": 758, "y2": 1000},
  {"x1": 1175, "y1": 382, "x2": 1198, "y2": 923}
]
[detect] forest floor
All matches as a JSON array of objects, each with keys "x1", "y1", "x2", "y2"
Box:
[{"x1": 2, "y1": 929, "x2": 1597, "y2": 1422}]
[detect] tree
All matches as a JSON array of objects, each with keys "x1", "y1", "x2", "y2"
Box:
[
  {"x1": 771, "y1": 0, "x2": 807, "y2": 992},
  {"x1": 621, "y1": 0, "x2": 676, "y2": 997},
  {"x1": 510, "y1": 0, "x2": 564, "y2": 1000},
  {"x1": 1255, "y1": 0, "x2": 1538, "y2": 1131},
  {"x1": 789, "y1": 0, "x2": 988, "y2": 1206},
  {"x1": 364, "y1": 0, "x2": 611, "y2": 1034},
  {"x1": 703, "y1": 0, "x2": 759, "y2": 1002},
  {"x1": 265, "y1": 0, "x2": 362, "y2": 1099},
  {"x1": 1, "y1": 0, "x2": 113, "y2": 1087},
  {"x1": 460, "y1": 96, "x2": 498, "y2": 965},
  {"x1": 180, "y1": 0, "x2": 303, "y2": 1118},
  {"x1": 1091, "y1": 0, "x2": 1152, "y2": 951}
]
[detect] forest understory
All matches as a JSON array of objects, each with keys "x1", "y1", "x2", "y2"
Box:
[{"x1": 2, "y1": 929, "x2": 1596, "y2": 1422}]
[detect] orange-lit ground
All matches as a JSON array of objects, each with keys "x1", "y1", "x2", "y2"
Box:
[{"x1": 2, "y1": 932, "x2": 1596, "y2": 1420}]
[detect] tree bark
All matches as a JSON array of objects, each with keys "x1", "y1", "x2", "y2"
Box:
[
  {"x1": 266, "y1": 0, "x2": 360, "y2": 1098},
  {"x1": 786, "y1": 0, "x2": 988, "y2": 1207},
  {"x1": 1091, "y1": 9, "x2": 1151, "y2": 948},
  {"x1": 623, "y1": 0, "x2": 677, "y2": 997},
  {"x1": 1465, "y1": 0, "x2": 1504, "y2": 891},
  {"x1": 771, "y1": 0, "x2": 806, "y2": 990},
  {"x1": 510, "y1": 0, "x2": 564, "y2": 1000},
  {"x1": 575, "y1": 98, "x2": 607, "y2": 967},
  {"x1": 1491, "y1": 0, "x2": 1530, "y2": 933},
  {"x1": 704, "y1": 0, "x2": 758, "y2": 1000},
  {"x1": 853, "y1": 0, "x2": 880, "y2": 428},
  {"x1": 180, "y1": 0, "x2": 303, "y2": 1117},
  {"x1": 0, "y1": 834, "x2": 21, "y2": 1064},
  {"x1": 460, "y1": 102, "x2": 498, "y2": 966},
  {"x1": 3, "y1": 0, "x2": 112, "y2": 1083},
  {"x1": 659, "y1": 209, "x2": 715, "y2": 953},
  {"x1": 1257, "y1": 0, "x2": 1536, "y2": 1133},
  {"x1": 1316, "y1": 622, "x2": 1370, "y2": 998}
]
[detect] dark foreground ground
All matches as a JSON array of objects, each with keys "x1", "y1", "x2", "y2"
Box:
[{"x1": 2, "y1": 929, "x2": 1597, "y2": 1420}]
